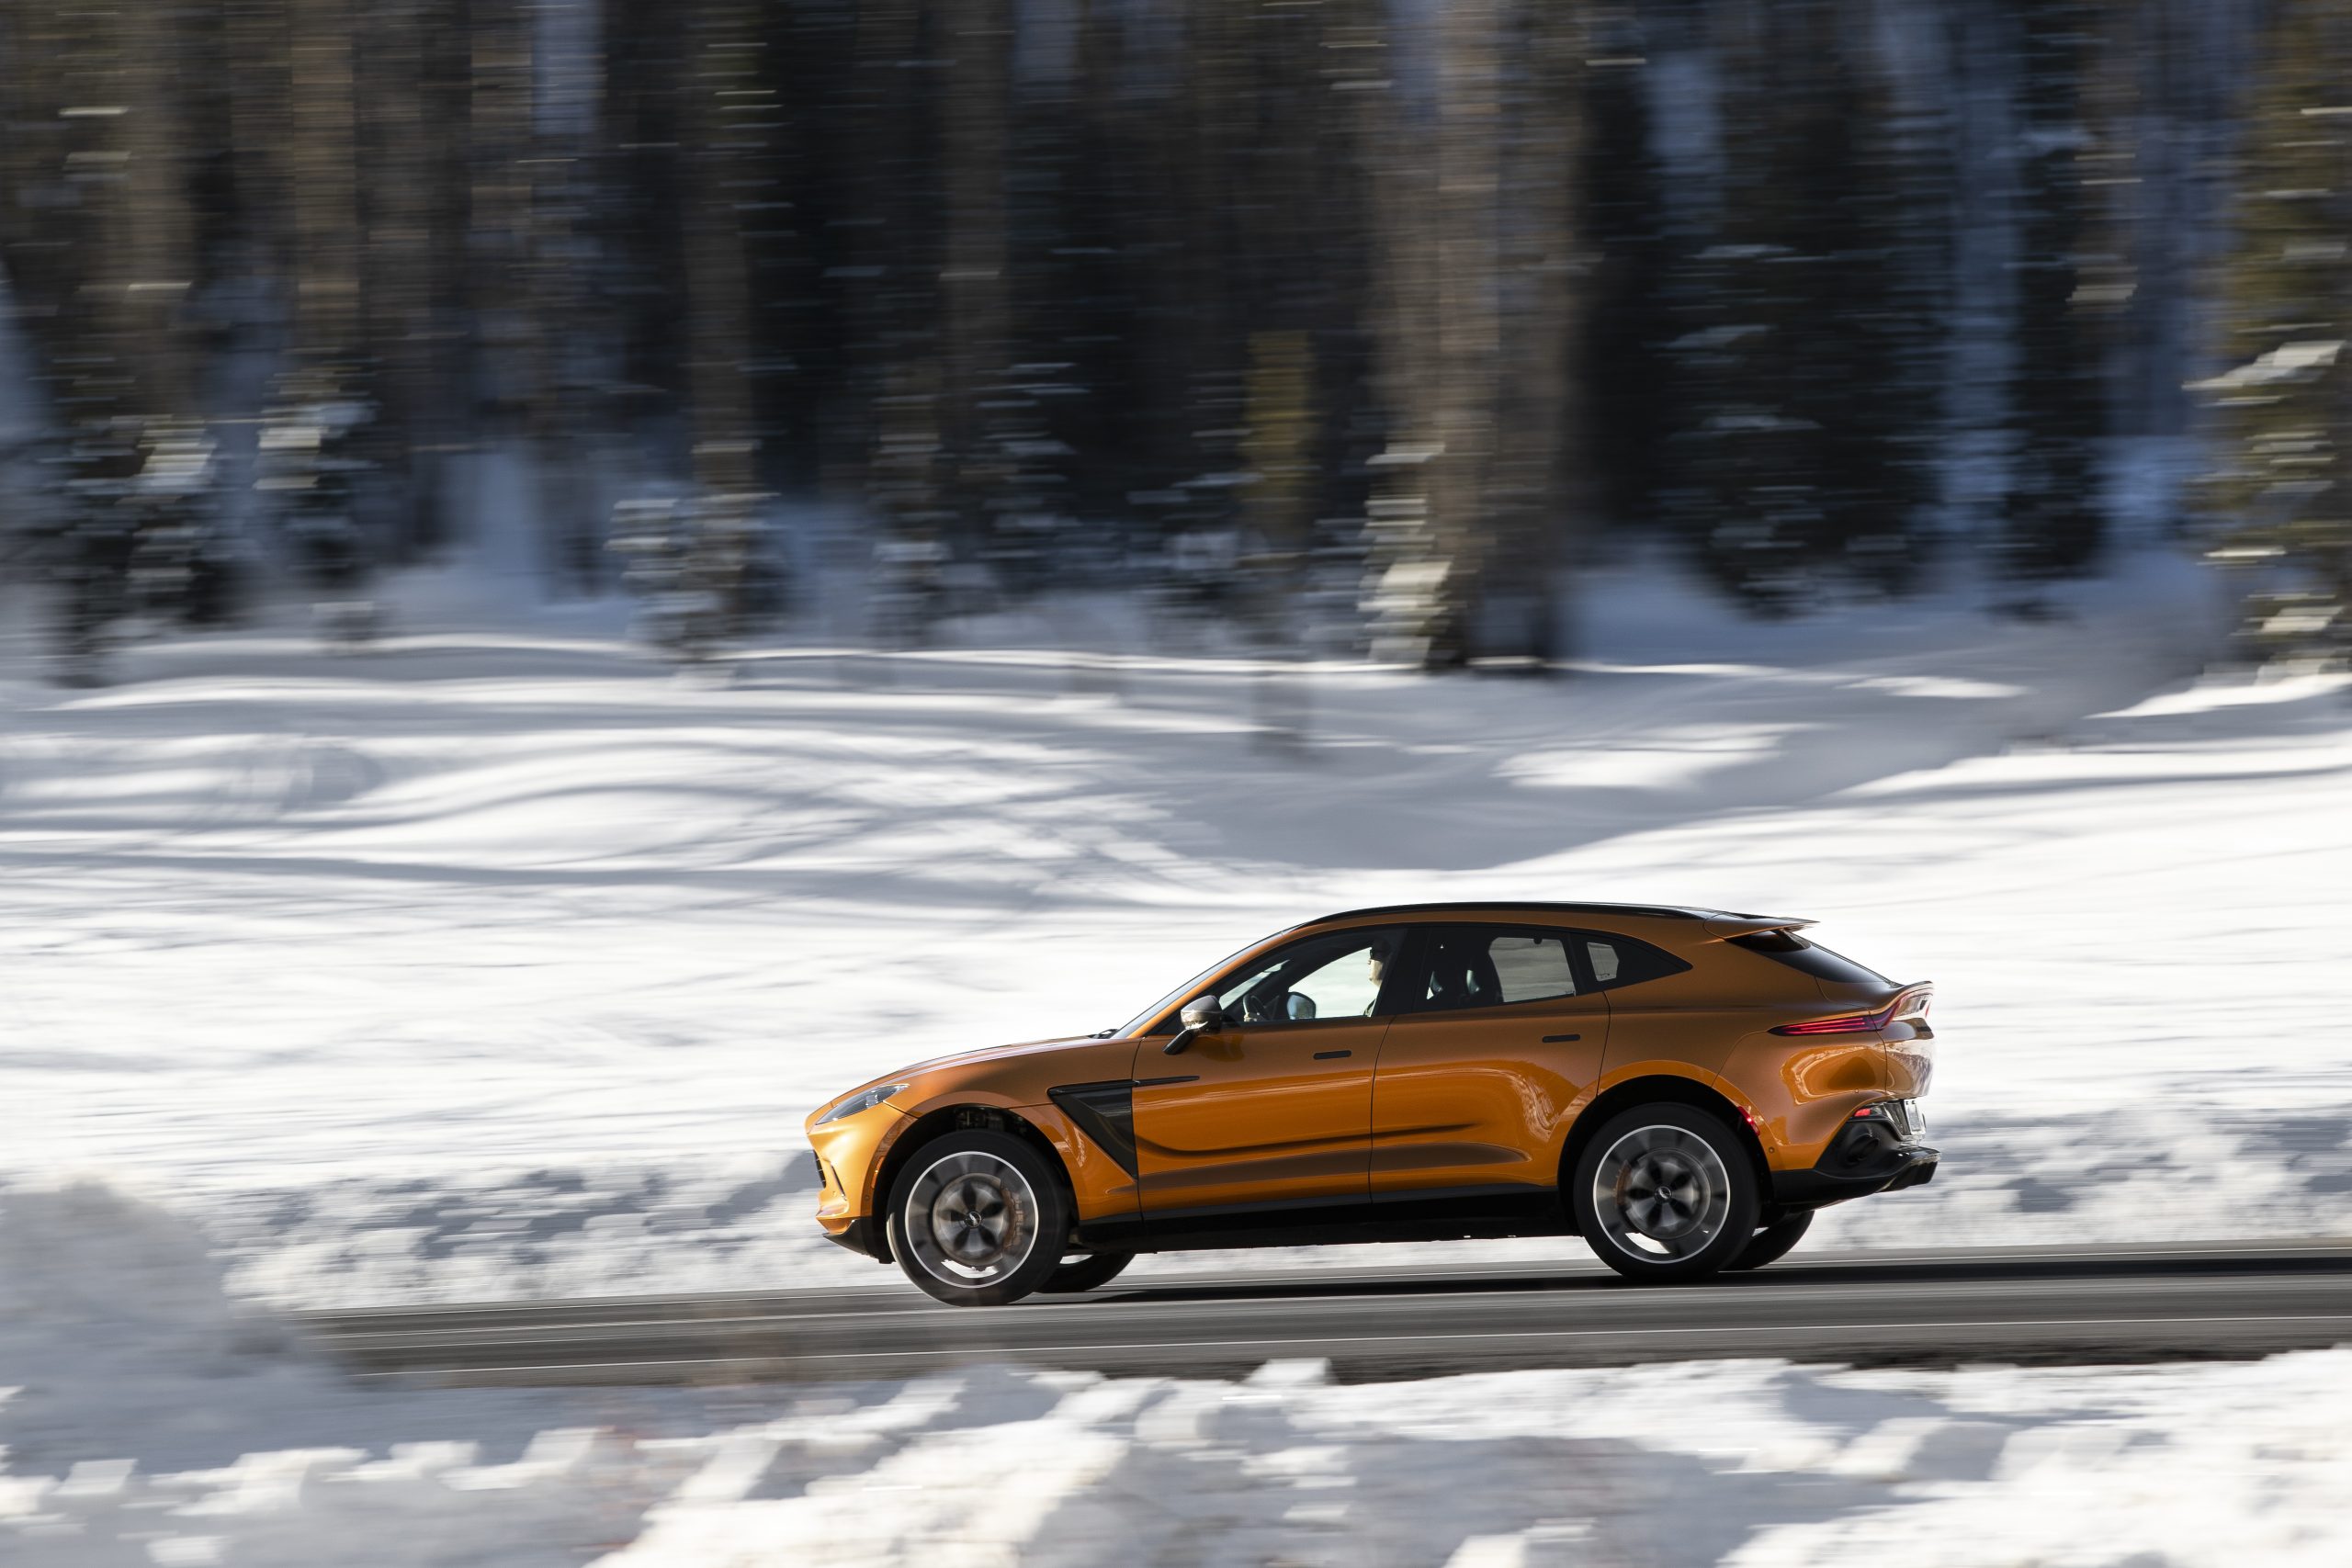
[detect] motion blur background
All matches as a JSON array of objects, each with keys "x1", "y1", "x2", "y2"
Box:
[
  {"x1": 7, "y1": 5, "x2": 2352, "y2": 1565},
  {"x1": 0, "y1": 0, "x2": 2343, "y2": 670}
]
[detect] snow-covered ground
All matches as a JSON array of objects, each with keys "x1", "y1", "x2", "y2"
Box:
[
  {"x1": 6, "y1": 550, "x2": 2351, "y2": 1307},
  {"x1": 7, "y1": 554, "x2": 2351, "y2": 1563},
  {"x1": 6, "y1": 1180, "x2": 2351, "y2": 1567}
]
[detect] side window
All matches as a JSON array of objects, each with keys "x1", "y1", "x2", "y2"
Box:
[
  {"x1": 1409, "y1": 927, "x2": 1578, "y2": 1012},
  {"x1": 1215, "y1": 928, "x2": 1401, "y2": 1025},
  {"x1": 1490, "y1": 933, "x2": 1578, "y2": 1003},
  {"x1": 1579, "y1": 932, "x2": 1692, "y2": 992}
]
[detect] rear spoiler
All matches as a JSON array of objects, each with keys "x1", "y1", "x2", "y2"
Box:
[{"x1": 1700, "y1": 913, "x2": 1817, "y2": 940}]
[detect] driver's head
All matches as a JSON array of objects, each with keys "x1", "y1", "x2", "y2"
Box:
[{"x1": 1367, "y1": 932, "x2": 1397, "y2": 984}]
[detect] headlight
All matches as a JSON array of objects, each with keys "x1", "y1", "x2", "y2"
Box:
[{"x1": 815, "y1": 1083, "x2": 908, "y2": 1125}]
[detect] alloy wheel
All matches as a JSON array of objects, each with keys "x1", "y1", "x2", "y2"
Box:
[
  {"x1": 1591, "y1": 1123, "x2": 1735, "y2": 1262},
  {"x1": 900, "y1": 1150, "x2": 1039, "y2": 1288}
]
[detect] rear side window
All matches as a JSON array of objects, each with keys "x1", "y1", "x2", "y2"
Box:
[
  {"x1": 1488, "y1": 933, "x2": 1579, "y2": 1003},
  {"x1": 1579, "y1": 933, "x2": 1692, "y2": 992},
  {"x1": 1408, "y1": 927, "x2": 1579, "y2": 1012},
  {"x1": 1729, "y1": 930, "x2": 1891, "y2": 987}
]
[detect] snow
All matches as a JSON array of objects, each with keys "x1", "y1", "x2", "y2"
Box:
[
  {"x1": 7, "y1": 547, "x2": 2351, "y2": 1304},
  {"x1": 5, "y1": 556, "x2": 2351, "y2": 1561},
  {"x1": 6, "y1": 1180, "x2": 2352, "y2": 1566}
]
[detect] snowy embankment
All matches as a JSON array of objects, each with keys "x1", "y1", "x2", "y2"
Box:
[
  {"x1": 6, "y1": 1181, "x2": 2352, "y2": 1567},
  {"x1": 3, "y1": 552, "x2": 2349, "y2": 1311}
]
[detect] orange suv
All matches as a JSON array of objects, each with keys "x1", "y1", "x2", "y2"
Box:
[{"x1": 806, "y1": 902, "x2": 1936, "y2": 1305}]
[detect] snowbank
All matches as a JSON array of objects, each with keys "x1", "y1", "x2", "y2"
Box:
[
  {"x1": 0, "y1": 1182, "x2": 706, "y2": 1565},
  {"x1": 606, "y1": 1352, "x2": 2352, "y2": 1568},
  {"x1": 6, "y1": 1182, "x2": 2347, "y2": 1567}
]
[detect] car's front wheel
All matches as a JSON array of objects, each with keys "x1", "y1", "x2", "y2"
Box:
[
  {"x1": 1571, "y1": 1104, "x2": 1761, "y2": 1283},
  {"x1": 885, "y1": 1130, "x2": 1069, "y2": 1306}
]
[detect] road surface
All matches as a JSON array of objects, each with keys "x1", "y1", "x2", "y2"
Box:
[{"x1": 306, "y1": 1240, "x2": 2352, "y2": 1387}]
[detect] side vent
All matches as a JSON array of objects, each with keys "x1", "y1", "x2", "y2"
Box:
[{"x1": 1047, "y1": 1081, "x2": 1141, "y2": 1178}]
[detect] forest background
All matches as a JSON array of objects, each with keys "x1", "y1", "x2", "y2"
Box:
[{"x1": 0, "y1": 0, "x2": 2344, "y2": 675}]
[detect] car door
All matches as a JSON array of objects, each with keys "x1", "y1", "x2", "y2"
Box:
[
  {"x1": 1130, "y1": 925, "x2": 1408, "y2": 1223},
  {"x1": 1369, "y1": 924, "x2": 1611, "y2": 1203}
]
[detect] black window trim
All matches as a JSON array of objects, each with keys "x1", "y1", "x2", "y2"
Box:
[{"x1": 1567, "y1": 927, "x2": 1694, "y2": 993}]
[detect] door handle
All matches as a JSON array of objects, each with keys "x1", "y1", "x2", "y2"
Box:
[
  {"x1": 1542, "y1": 1033, "x2": 1581, "y2": 1043},
  {"x1": 1314, "y1": 1049, "x2": 1352, "y2": 1060}
]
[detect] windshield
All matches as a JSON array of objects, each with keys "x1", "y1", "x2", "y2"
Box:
[{"x1": 1110, "y1": 937, "x2": 1264, "y2": 1036}]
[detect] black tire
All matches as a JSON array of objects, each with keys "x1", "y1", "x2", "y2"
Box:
[
  {"x1": 884, "y1": 1129, "x2": 1070, "y2": 1307},
  {"x1": 1035, "y1": 1251, "x2": 1136, "y2": 1294},
  {"x1": 1571, "y1": 1103, "x2": 1761, "y2": 1283},
  {"x1": 1725, "y1": 1209, "x2": 1814, "y2": 1272}
]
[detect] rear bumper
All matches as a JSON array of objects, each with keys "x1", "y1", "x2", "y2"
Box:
[{"x1": 1771, "y1": 1118, "x2": 1939, "y2": 1209}]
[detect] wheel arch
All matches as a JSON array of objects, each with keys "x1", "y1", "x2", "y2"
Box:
[
  {"x1": 1560, "y1": 1072, "x2": 1772, "y2": 1201},
  {"x1": 869, "y1": 1103, "x2": 1076, "y2": 1262}
]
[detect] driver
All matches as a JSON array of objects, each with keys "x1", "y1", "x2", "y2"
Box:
[{"x1": 1363, "y1": 933, "x2": 1398, "y2": 1015}]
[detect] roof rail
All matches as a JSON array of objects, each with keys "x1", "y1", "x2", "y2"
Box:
[{"x1": 1313, "y1": 900, "x2": 1712, "y2": 924}]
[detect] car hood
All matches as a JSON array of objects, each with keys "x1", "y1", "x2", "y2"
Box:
[
  {"x1": 811, "y1": 1033, "x2": 1151, "y2": 1132},
  {"x1": 854, "y1": 1031, "x2": 1148, "y2": 1116},
  {"x1": 897, "y1": 1033, "x2": 1105, "y2": 1078}
]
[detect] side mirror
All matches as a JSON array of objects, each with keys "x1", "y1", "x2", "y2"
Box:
[{"x1": 1164, "y1": 996, "x2": 1227, "y2": 1055}]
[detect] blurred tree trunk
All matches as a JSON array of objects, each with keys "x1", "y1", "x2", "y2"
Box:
[
  {"x1": 2197, "y1": 0, "x2": 2352, "y2": 656},
  {"x1": 1483, "y1": 1, "x2": 1583, "y2": 665},
  {"x1": 226, "y1": 0, "x2": 292, "y2": 312},
  {"x1": 2000, "y1": 0, "x2": 2109, "y2": 581},
  {"x1": 942, "y1": 0, "x2": 1018, "y2": 567},
  {"x1": 1663, "y1": 0, "x2": 1942, "y2": 609},
  {"x1": 1577, "y1": 19, "x2": 1675, "y2": 540},
  {"x1": 1363, "y1": 0, "x2": 1580, "y2": 667},
  {"x1": 601, "y1": 0, "x2": 687, "y2": 461},
  {"x1": 120, "y1": 3, "x2": 204, "y2": 427},
  {"x1": 2, "y1": 0, "x2": 212, "y2": 671},
  {"x1": 469, "y1": 0, "x2": 533, "y2": 430},
  {"x1": 358, "y1": 0, "x2": 442, "y2": 557},
  {"x1": 527, "y1": 0, "x2": 605, "y2": 593},
  {"x1": 852, "y1": 0, "x2": 947, "y2": 566},
  {"x1": 0, "y1": 5, "x2": 207, "y2": 432},
  {"x1": 681, "y1": 0, "x2": 766, "y2": 638},
  {"x1": 286, "y1": 0, "x2": 361, "y2": 391}
]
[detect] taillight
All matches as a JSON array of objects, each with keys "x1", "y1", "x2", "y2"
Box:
[
  {"x1": 1772, "y1": 983, "x2": 1932, "y2": 1037},
  {"x1": 1773, "y1": 1008, "x2": 1889, "y2": 1036}
]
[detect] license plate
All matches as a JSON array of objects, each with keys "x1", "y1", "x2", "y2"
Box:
[{"x1": 1898, "y1": 1100, "x2": 1927, "y2": 1138}]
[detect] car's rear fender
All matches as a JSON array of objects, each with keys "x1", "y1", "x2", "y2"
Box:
[
  {"x1": 1710, "y1": 1027, "x2": 1894, "y2": 1170},
  {"x1": 1558, "y1": 1067, "x2": 1772, "y2": 1201}
]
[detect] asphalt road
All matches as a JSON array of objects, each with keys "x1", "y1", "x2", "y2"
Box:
[{"x1": 307, "y1": 1240, "x2": 2352, "y2": 1387}]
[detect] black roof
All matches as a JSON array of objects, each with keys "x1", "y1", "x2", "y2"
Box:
[{"x1": 1312, "y1": 900, "x2": 1724, "y2": 925}]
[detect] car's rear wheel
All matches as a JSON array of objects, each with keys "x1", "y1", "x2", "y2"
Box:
[
  {"x1": 885, "y1": 1130, "x2": 1069, "y2": 1307},
  {"x1": 1725, "y1": 1209, "x2": 1814, "y2": 1272},
  {"x1": 1572, "y1": 1104, "x2": 1760, "y2": 1282},
  {"x1": 1035, "y1": 1251, "x2": 1135, "y2": 1294}
]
